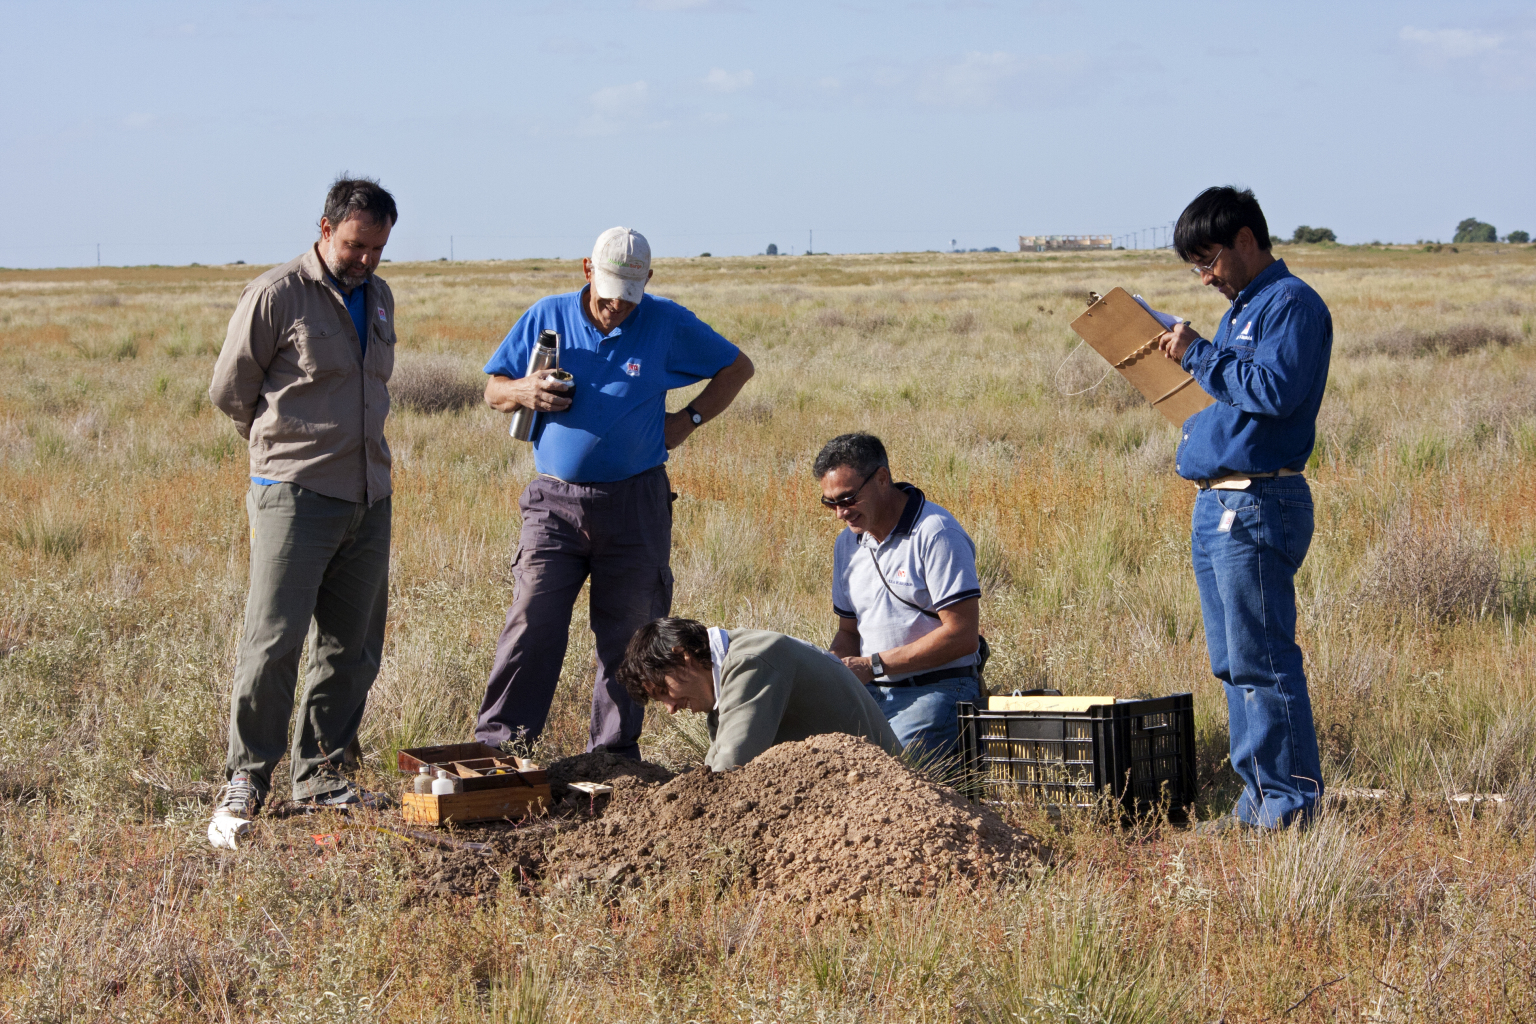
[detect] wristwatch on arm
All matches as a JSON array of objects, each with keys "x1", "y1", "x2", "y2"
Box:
[
  {"x1": 683, "y1": 404, "x2": 704, "y2": 426},
  {"x1": 869, "y1": 652, "x2": 886, "y2": 678}
]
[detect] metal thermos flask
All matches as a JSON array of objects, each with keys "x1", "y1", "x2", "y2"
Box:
[{"x1": 509, "y1": 329, "x2": 559, "y2": 442}]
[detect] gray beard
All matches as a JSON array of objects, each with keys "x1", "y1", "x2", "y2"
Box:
[{"x1": 323, "y1": 252, "x2": 369, "y2": 290}]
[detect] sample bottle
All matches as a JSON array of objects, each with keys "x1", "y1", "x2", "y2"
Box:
[
  {"x1": 413, "y1": 764, "x2": 433, "y2": 794},
  {"x1": 431, "y1": 770, "x2": 461, "y2": 796},
  {"x1": 508, "y1": 330, "x2": 560, "y2": 442}
]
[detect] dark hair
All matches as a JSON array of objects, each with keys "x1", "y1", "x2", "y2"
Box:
[
  {"x1": 320, "y1": 174, "x2": 398, "y2": 231},
  {"x1": 813, "y1": 432, "x2": 889, "y2": 479},
  {"x1": 617, "y1": 617, "x2": 712, "y2": 704},
  {"x1": 1174, "y1": 186, "x2": 1271, "y2": 261}
]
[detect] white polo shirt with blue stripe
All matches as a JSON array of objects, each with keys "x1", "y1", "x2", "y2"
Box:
[{"x1": 831, "y1": 484, "x2": 982, "y2": 683}]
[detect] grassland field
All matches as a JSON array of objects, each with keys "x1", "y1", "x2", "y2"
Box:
[{"x1": 0, "y1": 243, "x2": 1533, "y2": 1021}]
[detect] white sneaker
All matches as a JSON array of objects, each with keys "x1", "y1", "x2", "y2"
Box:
[{"x1": 208, "y1": 772, "x2": 263, "y2": 850}]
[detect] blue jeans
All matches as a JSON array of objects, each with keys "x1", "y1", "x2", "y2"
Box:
[
  {"x1": 865, "y1": 675, "x2": 981, "y2": 760},
  {"x1": 1191, "y1": 477, "x2": 1324, "y2": 827}
]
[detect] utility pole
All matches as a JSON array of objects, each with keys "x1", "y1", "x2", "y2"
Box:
[{"x1": 96, "y1": 243, "x2": 100, "y2": 267}]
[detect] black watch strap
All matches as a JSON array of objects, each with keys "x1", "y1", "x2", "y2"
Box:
[{"x1": 684, "y1": 404, "x2": 703, "y2": 425}]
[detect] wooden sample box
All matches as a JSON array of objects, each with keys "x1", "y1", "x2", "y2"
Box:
[{"x1": 397, "y1": 742, "x2": 551, "y2": 826}]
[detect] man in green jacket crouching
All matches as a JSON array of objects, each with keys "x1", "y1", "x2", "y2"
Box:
[{"x1": 617, "y1": 617, "x2": 901, "y2": 771}]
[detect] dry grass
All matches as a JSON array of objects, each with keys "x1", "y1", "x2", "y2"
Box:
[
  {"x1": 2, "y1": 245, "x2": 1536, "y2": 1021},
  {"x1": 391, "y1": 353, "x2": 483, "y2": 414}
]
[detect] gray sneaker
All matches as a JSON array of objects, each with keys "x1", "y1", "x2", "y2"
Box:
[
  {"x1": 208, "y1": 772, "x2": 264, "y2": 849},
  {"x1": 299, "y1": 780, "x2": 394, "y2": 812},
  {"x1": 1193, "y1": 814, "x2": 1258, "y2": 836},
  {"x1": 215, "y1": 771, "x2": 264, "y2": 818}
]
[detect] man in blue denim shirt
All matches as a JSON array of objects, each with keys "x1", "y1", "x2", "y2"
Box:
[{"x1": 1158, "y1": 187, "x2": 1331, "y2": 830}]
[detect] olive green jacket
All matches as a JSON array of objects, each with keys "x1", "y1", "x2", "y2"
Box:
[{"x1": 705, "y1": 629, "x2": 901, "y2": 771}]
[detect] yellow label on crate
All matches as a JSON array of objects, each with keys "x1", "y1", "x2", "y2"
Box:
[{"x1": 987, "y1": 695, "x2": 1117, "y2": 712}]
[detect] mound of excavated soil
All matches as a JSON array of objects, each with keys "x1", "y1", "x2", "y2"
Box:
[
  {"x1": 545, "y1": 748, "x2": 675, "y2": 799},
  {"x1": 405, "y1": 735, "x2": 1041, "y2": 908},
  {"x1": 547, "y1": 733, "x2": 1040, "y2": 906}
]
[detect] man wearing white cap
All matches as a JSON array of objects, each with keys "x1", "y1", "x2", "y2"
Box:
[{"x1": 476, "y1": 227, "x2": 755, "y2": 759}]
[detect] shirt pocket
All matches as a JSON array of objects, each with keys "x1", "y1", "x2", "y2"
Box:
[{"x1": 291, "y1": 317, "x2": 355, "y2": 377}]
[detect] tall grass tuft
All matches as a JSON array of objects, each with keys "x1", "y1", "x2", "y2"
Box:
[
  {"x1": 4, "y1": 510, "x2": 87, "y2": 558},
  {"x1": 1240, "y1": 814, "x2": 1385, "y2": 931},
  {"x1": 391, "y1": 354, "x2": 482, "y2": 414},
  {"x1": 984, "y1": 891, "x2": 1188, "y2": 1023},
  {"x1": 1357, "y1": 516, "x2": 1499, "y2": 620}
]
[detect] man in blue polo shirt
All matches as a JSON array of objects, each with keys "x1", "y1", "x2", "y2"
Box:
[
  {"x1": 1158, "y1": 186, "x2": 1331, "y2": 831},
  {"x1": 816, "y1": 433, "x2": 983, "y2": 760},
  {"x1": 476, "y1": 227, "x2": 754, "y2": 759}
]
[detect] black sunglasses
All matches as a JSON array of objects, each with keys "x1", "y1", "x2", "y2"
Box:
[{"x1": 820, "y1": 471, "x2": 875, "y2": 509}]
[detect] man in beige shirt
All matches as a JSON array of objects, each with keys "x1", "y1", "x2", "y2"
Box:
[
  {"x1": 205, "y1": 176, "x2": 398, "y2": 847},
  {"x1": 617, "y1": 617, "x2": 900, "y2": 771}
]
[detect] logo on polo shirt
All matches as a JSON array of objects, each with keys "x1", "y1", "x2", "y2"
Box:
[
  {"x1": 1236, "y1": 321, "x2": 1254, "y2": 341},
  {"x1": 623, "y1": 358, "x2": 642, "y2": 377},
  {"x1": 895, "y1": 568, "x2": 907, "y2": 579},
  {"x1": 377, "y1": 307, "x2": 387, "y2": 321}
]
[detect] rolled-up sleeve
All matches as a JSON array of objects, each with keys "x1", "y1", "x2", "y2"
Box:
[
  {"x1": 209, "y1": 285, "x2": 278, "y2": 438},
  {"x1": 1183, "y1": 297, "x2": 1329, "y2": 419}
]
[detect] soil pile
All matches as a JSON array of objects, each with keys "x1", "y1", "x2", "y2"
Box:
[
  {"x1": 407, "y1": 750, "x2": 674, "y2": 902},
  {"x1": 545, "y1": 748, "x2": 675, "y2": 802},
  {"x1": 547, "y1": 733, "x2": 1040, "y2": 906}
]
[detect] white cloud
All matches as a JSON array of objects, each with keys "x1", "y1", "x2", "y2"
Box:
[
  {"x1": 703, "y1": 68, "x2": 753, "y2": 93},
  {"x1": 1399, "y1": 26, "x2": 1502, "y2": 60},
  {"x1": 1399, "y1": 24, "x2": 1536, "y2": 88},
  {"x1": 916, "y1": 51, "x2": 1019, "y2": 106},
  {"x1": 580, "y1": 80, "x2": 650, "y2": 135}
]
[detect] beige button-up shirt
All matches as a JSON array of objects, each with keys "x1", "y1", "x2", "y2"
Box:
[{"x1": 209, "y1": 245, "x2": 395, "y2": 505}]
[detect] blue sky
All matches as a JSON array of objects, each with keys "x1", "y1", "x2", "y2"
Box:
[{"x1": 2, "y1": 1, "x2": 1533, "y2": 266}]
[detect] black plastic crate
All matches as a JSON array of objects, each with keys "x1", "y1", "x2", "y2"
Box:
[{"x1": 957, "y1": 693, "x2": 1196, "y2": 817}]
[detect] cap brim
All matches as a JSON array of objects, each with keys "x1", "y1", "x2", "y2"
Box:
[{"x1": 592, "y1": 270, "x2": 646, "y2": 304}]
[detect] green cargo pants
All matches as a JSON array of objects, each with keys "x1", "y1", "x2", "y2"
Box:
[{"x1": 226, "y1": 481, "x2": 390, "y2": 801}]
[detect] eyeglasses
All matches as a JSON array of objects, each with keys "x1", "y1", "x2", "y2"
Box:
[
  {"x1": 820, "y1": 471, "x2": 875, "y2": 509},
  {"x1": 1189, "y1": 246, "x2": 1224, "y2": 277}
]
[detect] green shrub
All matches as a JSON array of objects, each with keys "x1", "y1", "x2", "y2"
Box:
[
  {"x1": 1454, "y1": 218, "x2": 1497, "y2": 244},
  {"x1": 1291, "y1": 226, "x2": 1337, "y2": 244},
  {"x1": 1508, "y1": 230, "x2": 1530, "y2": 244}
]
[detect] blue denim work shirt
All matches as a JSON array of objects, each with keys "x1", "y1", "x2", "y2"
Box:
[{"x1": 1174, "y1": 259, "x2": 1333, "y2": 481}]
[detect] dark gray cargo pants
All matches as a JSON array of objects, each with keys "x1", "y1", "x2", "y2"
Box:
[
  {"x1": 226, "y1": 482, "x2": 390, "y2": 800},
  {"x1": 476, "y1": 466, "x2": 673, "y2": 759}
]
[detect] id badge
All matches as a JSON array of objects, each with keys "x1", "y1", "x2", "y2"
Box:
[{"x1": 1218, "y1": 509, "x2": 1236, "y2": 533}]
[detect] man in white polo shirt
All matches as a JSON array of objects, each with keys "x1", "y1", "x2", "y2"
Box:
[{"x1": 815, "y1": 433, "x2": 983, "y2": 758}]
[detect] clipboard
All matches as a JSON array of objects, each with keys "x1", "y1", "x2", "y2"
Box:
[{"x1": 1069, "y1": 287, "x2": 1214, "y2": 427}]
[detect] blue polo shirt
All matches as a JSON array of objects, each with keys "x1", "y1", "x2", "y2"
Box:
[
  {"x1": 1175, "y1": 260, "x2": 1333, "y2": 481},
  {"x1": 483, "y1": 288, "x2": 739, "y2": 482}
]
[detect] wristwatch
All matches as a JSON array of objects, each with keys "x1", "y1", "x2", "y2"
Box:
[
  {"x1": 683, "y1": 404, "x2": 703, "y2": 426},
  {"x1": 869, "y1": 652, "x2": 886, "y2": 678}
]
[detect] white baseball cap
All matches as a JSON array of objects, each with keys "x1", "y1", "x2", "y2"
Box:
[{"x1": 590, "y1": 227, "x2": 651, "y2": 304}]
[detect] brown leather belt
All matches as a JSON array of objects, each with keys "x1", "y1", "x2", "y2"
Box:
[{"x1": 1195, "y1": 468, "x2": 1304, "y2": 491}]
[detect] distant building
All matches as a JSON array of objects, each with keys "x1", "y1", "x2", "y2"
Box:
[{"x1": 1019, "y1": 235, "x2": 1113, "y2": 252}]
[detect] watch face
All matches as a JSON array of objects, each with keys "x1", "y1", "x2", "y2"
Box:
[{"x1": 689, "y1": 412, "x2": 702, "y2": 424}]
